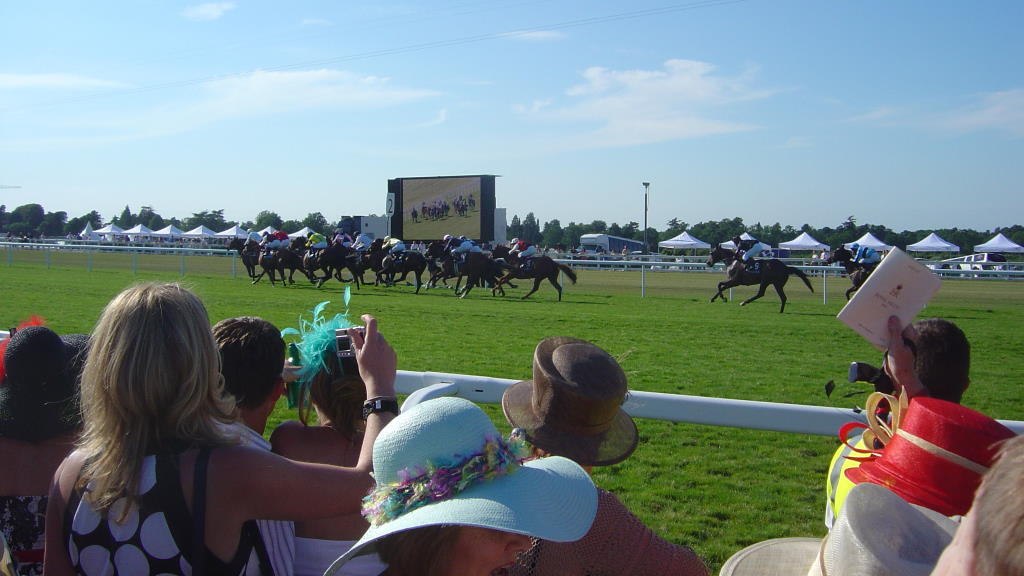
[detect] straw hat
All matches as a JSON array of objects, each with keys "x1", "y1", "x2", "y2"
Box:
[
  {"x1": 846, "y1": 397, "x2": 1015, "y2": 516},
  {"x1": 502, "y1": 337, "x2": 638, "y2": 466},
  {"x1": 324, "y1": 397, "x2": 598, "y2": 575},
  {"x1": 0, "y1": 326, "x2": 88, "y2": 441},
  {"x1": 720, "y1": 483, "x2": 957, "y2": 576}
]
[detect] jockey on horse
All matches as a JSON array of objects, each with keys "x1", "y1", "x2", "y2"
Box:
[
  {"x1": 261, "y1": 230, "x2": 290, "y2": 254},
  {"x1": 382, "y1": 235, "x2": 406, "y2": 266},
  {"x1": 450, "y1": 236, "x2": 483, "y2": 271},
  {"x1": 850, "y1": 242, "x2": 881, "y2": 274},
  {"x1": 509, "y1": 237, "x2": 539, "y2": 273},
  {"x1": 731, "y1": 234, "x2": 770, "y2": 274},
  {"x1": 306, "y1": 231, "x2": 328, "y2": 255}
]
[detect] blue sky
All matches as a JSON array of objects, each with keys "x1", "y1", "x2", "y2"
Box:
[{"x1": 2, "y1": 1, "x2": 1022, "y2": 232}]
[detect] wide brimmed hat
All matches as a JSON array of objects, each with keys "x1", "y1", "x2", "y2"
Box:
[
  {"x1": 845, "y1": 397, "x2": 1014, "y2": 516},
  {"x1": 502, "y1": 337, "x2": 638, "y2": 466},
  {"x1": 0, "y1": 326, "x2": 89, "y2": 441},
  {"x1": 720, "y1": 483, "x2": 956, "y2": 576},
  {"x1": 325, "y1": 397, "x2": 597, "y2": 576}
]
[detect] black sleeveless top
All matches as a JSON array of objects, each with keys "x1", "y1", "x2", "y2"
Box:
[{"x1": 63, "y1": 450, "x2": 263, "y2": 575}]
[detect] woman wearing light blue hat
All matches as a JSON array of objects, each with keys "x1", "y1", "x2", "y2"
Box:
[{"x1": 325, "y1": 396, "x2": 598, "y2": 576}]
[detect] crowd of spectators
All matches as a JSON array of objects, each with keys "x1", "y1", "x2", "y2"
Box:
[{"x1": 0, "y1": 281, "x2": 1019, "y2": 575}]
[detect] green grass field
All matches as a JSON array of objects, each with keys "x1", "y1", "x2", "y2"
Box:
[{"x1": 3, "y1": 250, "x2": 1023, "y2": 571}]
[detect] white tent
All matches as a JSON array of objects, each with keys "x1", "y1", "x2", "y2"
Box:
[
  {"x1": 257, "y1": 226, "x2": 278, "y2": 236},
  {"x1": 216, "y1": 225, "x2": 250, "y2": 239},
  {"x1": 123, "y1": 224, "x2": 155, "y2": 237},
  {"x1": 844, "y1": 232, "x2": 893, "y2": 251},
  {"x1": 93, "y1": 224, "x2": 125, "y2": 235},
  {"x1": 778, "y1": 232, "x2": 829, "y2": 251},
  {"x1": 974, "y1": 233, "x2": 1024, "y2": 253},
  {"x1": 152, "y1": 225, "x2": 183, "y2": 238},
  {"x1": 79, "y1": 222, "x2": 101, "y2": 241},
  {"x1": 658, "y1": 231, "x2": 710, "y2": 250},
  {"x1": 288, "y1": 227, "x2": 315, "y2": 238},
  {"x1": 181, "y1": 225, "x2": 217, "y2": 238},
  {"x1": 907, "y1": 232, "x2": 959, "y2": 253},
  {"x1": 720, "y1": 232, "x2": 759, "y2": 249}
]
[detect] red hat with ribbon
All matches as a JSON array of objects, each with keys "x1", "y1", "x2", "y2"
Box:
[{"x1": 843, "y1": 394, "x2": 1015, "y2": 517}]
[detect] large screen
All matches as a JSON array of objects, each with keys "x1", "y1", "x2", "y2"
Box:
[{"x1": 389, "y1": 175, "x2": 496, "y2": 242}]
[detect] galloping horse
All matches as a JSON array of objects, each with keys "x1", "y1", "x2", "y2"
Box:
[
  {"x1": 489, "y1": 252, "x2": 576, "y2": 301},
  {"x1": 424, "y1": 240, "x2": 459, "y2": 290},
  {"x1": 453, "y1": 252, "x2": 512, "y2": 298},
  {"x1": 227, "y1": 237, "x2": 260, "y2": 280},
  {"x1": 827, "y1": 246, "x2": 872, "y2": 301},
  {"x1": 706, "y1": 245, "x2": 813, "y2": 313},
  {"x1": 256, "y1": 237, "x2": 307, "y2": 286},
  {"x1": 367, "y1": 242, "x2": 427, "y2": 294},
  {"x1": 303, "y1": 243, "x2": 363, "y2": 289}
]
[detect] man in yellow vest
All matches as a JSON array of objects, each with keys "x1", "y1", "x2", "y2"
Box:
[{"x1": 825, "y1": 317, "x2": 972, "y2": 528}]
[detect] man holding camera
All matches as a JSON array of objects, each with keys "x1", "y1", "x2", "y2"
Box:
[{"x1": 824, "y1": 316, "x2": 972, "y2": 527}]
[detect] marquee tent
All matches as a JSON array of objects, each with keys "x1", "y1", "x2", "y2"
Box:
[
  {"x1": 93, "y1": 224, "x2": 125, "y2": 236},
  {"x1": 658, "y1": 231, "x2": 710, "y2": 250},
  {"x1": 257, "y1": 226, "x2": 277, "y2": 236},
  {"x1": 907, "y1": 232, "x2": 959, "y2": 253},
  {"x1": 79, "y1": 222, "x2": 100, "y2": 241},
  {"x1": 182, "y1": 225, "x2": 217, "y2": 238},
  {"x1": 216, "y1": 225, "x2": 250, "y2": 239},
  {"x1": 844, "y1": 232, "x2": 893, "y2": 251},
  {"x1": 288, "y1": 227, "x2": 315, "y2": 238},
  {"x1": 152, "y1": 225, "x2": 183, "y2": 238},
  {"x1": 974, "y1": 233, "x2": 1024, "y2": 253},
  {"x1": 124, "y1": 224, "x2": 155, "y2": 237},
  {"x1": 720, "y1": 232, "x2": 759, "y2": 249},
  {"x1": 778, "y1": 232, "x2": 829, "y2": 251}
]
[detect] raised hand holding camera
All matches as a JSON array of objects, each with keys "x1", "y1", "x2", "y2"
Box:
[{"x1": 349, "y1": 314, "x2": 397, "y2": 401}]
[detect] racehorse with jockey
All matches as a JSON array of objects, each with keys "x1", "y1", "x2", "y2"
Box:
[
  {"x1": 731, "y1": 234, "x2": 770, "y2": 273},
  {"x1": 508, "y1": 237, "x2": 538, "y2": 272}
]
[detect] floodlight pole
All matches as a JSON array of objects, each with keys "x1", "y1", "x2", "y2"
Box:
[{"x1": 642, "y1": 182, "x2": 650, "y2": 298}]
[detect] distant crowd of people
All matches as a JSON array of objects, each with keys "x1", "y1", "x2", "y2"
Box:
[{"x1": 1, "y1": 273, "x2": 1021, "y2": 574}]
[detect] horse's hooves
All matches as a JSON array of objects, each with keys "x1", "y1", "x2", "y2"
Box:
[{"x1": 740, "y1": 302, "x2": 747, "y2": 306}]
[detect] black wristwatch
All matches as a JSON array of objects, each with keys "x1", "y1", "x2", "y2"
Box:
[{"x1": 362, "y1": 396, "x2": 400, "y2": 420}]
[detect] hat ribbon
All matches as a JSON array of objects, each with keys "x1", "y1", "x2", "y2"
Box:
[
  {"x1": 362, "y1": 432, "x2": 529, "y2": 526},
  {"x1": 894, "y1": 429, "x2": 989, "y2": 475},
  {"x1": 839, "y1": 391, "x2": 908, "y2": 459}
]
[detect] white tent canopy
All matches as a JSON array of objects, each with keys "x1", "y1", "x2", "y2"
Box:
[
  {"x1": 181, "y1": 225, "x2": 217, "y2": 238},
  {"x1": 79, "y1": 222, "x2": 100, "y2": 240},
  {"x1": 844, "y1": 232, "x2": 893, "y2": 251},
  {"x1": 257, "y1": 226, "x2": 278, "y2": 236},
  {"x1": 658, "y1": 231, "x2": 711, "y2": 250},
  {"x1": 288, "y1": 227, "x2": 315, "y2": 238},
  {"x1": 123, "y1": 224, "x2": 155, "y2": 237},
  {"x1": 907, "y1": 232, "x2": 959, "y2": 253},
  {"x1": 216, "y1": 225, "x2": 250, "y2": 239},
  {"x1": 974, "y1": 233, "x2": 1024, "y2": 253},
  {"x1": 778, "y1": 232, "x2": 829, "y2": 251},
  {"x1": 152, "y1": 225, "x2": 183, "y2": 238},
  {"x1": 93, "y1": 224, "x2": 124, "y2": 235},
  {"x1": 720, "y1": 232, "x2": 759, "y2": 249}
]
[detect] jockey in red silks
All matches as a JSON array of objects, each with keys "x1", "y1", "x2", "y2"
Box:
[{"x1": 509, "y1": 238, "x2": 538, "y2": 271}]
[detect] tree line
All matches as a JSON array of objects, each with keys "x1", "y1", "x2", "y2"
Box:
[{"x1": 2, "y1": 202, "x2": 1021, "y2": 254}]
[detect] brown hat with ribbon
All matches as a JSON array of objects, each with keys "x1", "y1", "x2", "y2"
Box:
[{"x1": 502, "y1": 337, "x2": 638, "y2": 466}]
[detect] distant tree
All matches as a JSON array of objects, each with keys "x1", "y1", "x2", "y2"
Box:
[
  {"x1": 620, "y1": 221, "x2": 639, "y2": 237},
  {"x1": 302, "y1": 212, "x2": 330, "y2": 232},
  {"x1": 112, "y1": 205, "x2": 135, "y2": 228},
  {"x1": 540, "y1": 219, "x2": 563, "y2": 247},
  {"x1": 607, "y1": 223, "x2": 622, "y2": 237},
  {"x1": 561, "y1": 222, "x2": 584, "y2": 249},
  {"x1": 508, "y1": 214, "x2": 522, "y2": 241},
  {"x1": 64, "y1": 211, "x2": 103, "y2": 235},
  {"x1": 521, "y1": 212, "x2": 542, "y2": 244},
  {"x1": 589, "y1": 220, "x2": 607, "y2": 234},
  {"x1": 254, "y1": 210, "x2": 283, "y2": 230},
  {"x1": 39, "y1": 211, "x2": 68, "y2": 236},
  {"x1": 280, "y1": 219, "x2": 303, "y2": 233},
  {"x1": 184, "y1": 210, "x2": 227, "y2": 231},
  {"x1": 0, "y1": 205, "x2": 7, "y2": 231},
  {"x1": 137, "y1": 206, "x2": 165, "y2": 230},
  {"x1": 10, "y1": 204, "x2": 45, "y2": 229}
]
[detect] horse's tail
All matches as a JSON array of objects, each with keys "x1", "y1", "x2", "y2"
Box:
[
  {"x1": 788, "y1": 266, "x2": 814, "y2": 293},
  {"x1": 557, "y1": 263, "x2": 578, "y2": 284}
]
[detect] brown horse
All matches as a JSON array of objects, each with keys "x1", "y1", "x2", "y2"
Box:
[
  {"x1": 706, "y1": 245, "x2": 813, "y2": 313},
  {"x1": 827, "y1": 246, "x2": 873, "y2": 300},
  {"x1": 303, "y1": 243, "x2": 364, "y2": 289},
  {"x1": 255, "y1": 237, "x2": 308, "y2": 286},
  {"x1": 424, "y1": 240, "x2": 459, "y2": 290},
  {"x1": 227, "y1": 237, "x2": 260, "y2": 280},
  {"x1": 490, "y1": 253, "x2": 577, "y2": 301},
  {"x1": 453, "y1": 251, "x2": 512, "y2": 298},
  {"x1": 366, "y1": 241, "x2": 427, "y2": 294}
]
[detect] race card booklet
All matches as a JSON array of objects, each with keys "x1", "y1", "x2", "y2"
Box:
[{"x1": 837, "y1": 247, "x2": 942, "y2": 350}]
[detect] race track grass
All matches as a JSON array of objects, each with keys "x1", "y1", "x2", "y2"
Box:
[{"x1": 3, "y1": 251, "x2": 1023, "y2": 571}]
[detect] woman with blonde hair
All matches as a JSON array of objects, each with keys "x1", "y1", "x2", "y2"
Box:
[
  {"x1": 271, "y1": 298, "x2": 388, "y2": 576},
  {"x1": 44, "y1": 282, "x2": 399, "y2": 575}
]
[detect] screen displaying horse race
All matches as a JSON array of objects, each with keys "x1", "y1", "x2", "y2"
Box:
[{"x1": 389, "y1": 175, "x2": 496, "y2": 242}]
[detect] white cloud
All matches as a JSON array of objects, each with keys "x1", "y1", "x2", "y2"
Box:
[
  {"x1": 843, "y1": 107, "x2": 897, "y2": 123},
  {"x1": 501, "y1": 30, "x2": 566, "y2": 42},
  {"x1": 301, "y1": 18, "x2": 332, "y2": 26},
  {"x1": 942, "y1": 89, "x2": 1024, "y2": 137},
  {"x1": 182, "y1": 3, "x2": 236, "y2": 21},
  {"x1": 519, "y1": 59, "x2": 772, "y2": 149},
  {"x1": 0, "y1": 73, "x2": 127, "y2": 90},
  {"x1": 416, "y1": 109, "x2": 448, "y2": 128}
]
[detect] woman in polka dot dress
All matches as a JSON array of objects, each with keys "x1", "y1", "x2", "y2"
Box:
[{"x1": 43, "y1": 282, "x2": 399, "y2": 576}]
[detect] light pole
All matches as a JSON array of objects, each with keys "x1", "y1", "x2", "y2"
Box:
[{"x1": 641, "y1": 182, "x2": 650, "y2": 298}]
